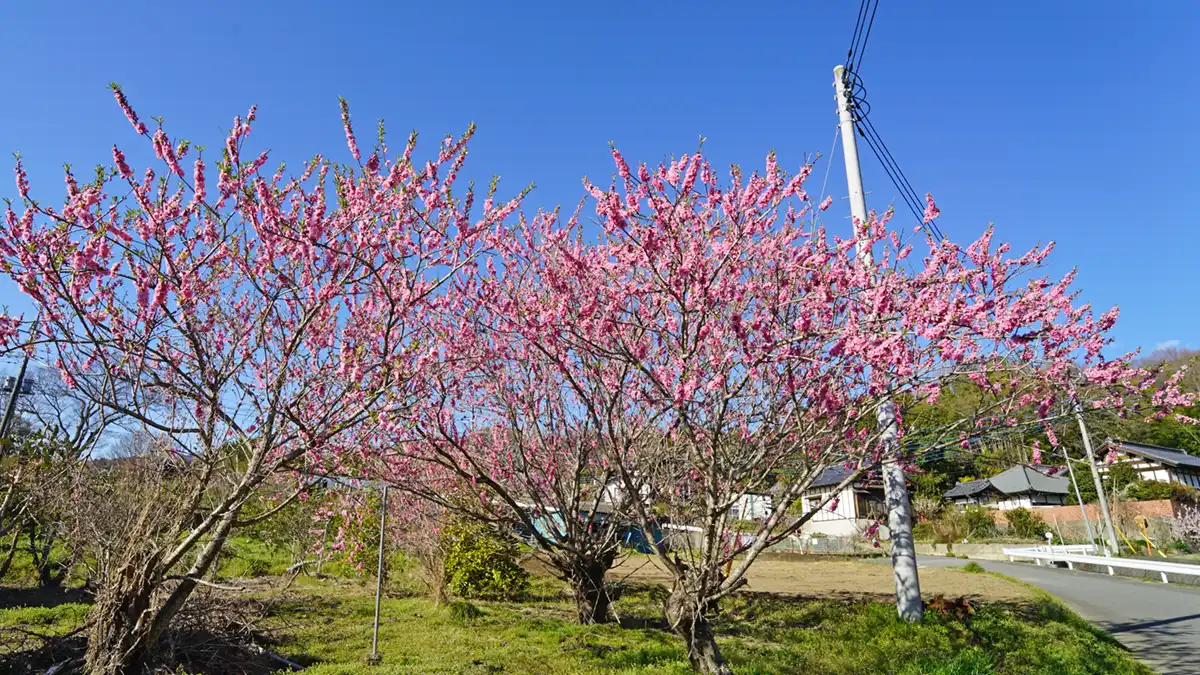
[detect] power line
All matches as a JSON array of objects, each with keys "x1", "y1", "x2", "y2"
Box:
[
  {"x1": 841, "y1": 72, "x2": 946, "y2": 242},
  {"x1": 853, "y1": 0, "x2": 880, "y2": 74},
  {"x1": 846, "y1": 0, "x2": 880, "y2": 75},
  {"x1": 840, "y1": 0, "x2": 947, "y2": 243}
]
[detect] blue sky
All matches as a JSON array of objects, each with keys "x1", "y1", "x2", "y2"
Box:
[{"x1": 1, "y1": 0, "x2": 1197, "y2": 366}]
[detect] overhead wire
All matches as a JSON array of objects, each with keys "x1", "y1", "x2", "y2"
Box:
[
  {"x1": 841, "y1": 0, "x2": 946, "y2": 242},
  {"x1": 852, "y1": 0, "x2": 880, "y2": 74},
  {"x1": 846, "y1": 0, "x2": 870, "y2": 68}
]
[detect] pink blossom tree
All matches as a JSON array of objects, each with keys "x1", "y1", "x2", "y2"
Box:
[
  {"x1": 0, "y1": 88, "x2": 521, "y2": 674},
  {"x1": 466, "y1": 147, "x2": 1182, "y2": 674},
  {"x1": 372, "y1": 270, "x2": 646, "y2": 623}
]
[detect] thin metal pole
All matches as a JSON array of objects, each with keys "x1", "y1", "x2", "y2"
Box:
[
  {"x1": 370, "y1": 484, "x2": 388, "y2": 661},
  {"x1": 1075, "y1": 406, "x2": 1119, "y2": 554},
  {"x1": 316, "y1": 518, "x2": 332, "y2": 576},
  {"x1": 1060, "y1": 446, "x2": 1096, "y2": 546},
  {"x1": 0, "y1": 319, "x2": 38, "y2": 439},
  {"x1": 834, "y1": 65, "x2": 921, "y2": 621}
]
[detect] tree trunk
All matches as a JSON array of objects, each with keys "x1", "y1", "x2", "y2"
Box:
[
  {"x1": 570, "y1": 558, "x2": 611, "y2": 624},
  {"x1": 0, "y1": 523, "x2": 21, "y2": 579},
  {"x1": 84, "y1": 550, "x2": 162, "y2": 675},
  {"x1": 83, "y1": 513, "x2": 237, "y2": 674},
  {"x1": 665, "y1": 589, "x2": 732, "y2": 675}
]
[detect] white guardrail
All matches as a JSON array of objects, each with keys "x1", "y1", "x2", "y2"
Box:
[{"x1": 1003, "y1": 544, "x2": 1200, "y2": 584}]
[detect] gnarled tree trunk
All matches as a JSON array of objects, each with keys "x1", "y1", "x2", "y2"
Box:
[
  {"x1": 84, "y1": 548, "x2": 162, "y2": 675},
  {"x1": 568, "y1": 556, "x2": 613, "y2": 624},
  {"x1": 665, "y1": 588, "x2": 732, "y2": 675},
  {"x1": 83, "y1": 509, "x2": 236, "y2": 674}
]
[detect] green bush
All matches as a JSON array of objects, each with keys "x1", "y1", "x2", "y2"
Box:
[
  {"x1": 1006, "y1": 507, "x2": 1049, "y2": 540},
  {"x1": 912, "y1": 521, "x2": 935, "y2": 541},
  {"x1": 962, "y1": 505, "x2": 997, "y2": 538},
  {"x1": 1126, "y1": 480, "x2": 1200, "y2": 503},
  {"x1": 441, "y1": 520, "x2": 529, "y2": 601},
  {"x1": 446, "y1": 599, "x2": 483, "y2": 622},
  {"x1": 961, "y1": 561, "x2": 986, "y2": 574}
]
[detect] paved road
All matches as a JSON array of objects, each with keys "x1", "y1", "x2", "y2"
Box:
[{"x1": 914, "y1": 555, "x2": 1200, "y2": 675}]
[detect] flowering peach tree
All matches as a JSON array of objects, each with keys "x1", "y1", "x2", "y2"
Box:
[
  {"x1": 0, "y1": 87, "x2": 520, "y2": 674},
  {"x1": 442, "y1": 146, "x2": 1185, "y2": 674}
]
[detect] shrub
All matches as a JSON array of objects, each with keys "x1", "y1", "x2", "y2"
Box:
[
  {"x1": 1007, "y1": 507, "x2": 1049, "y2": 540},
  {"x1": 932, "y1": 510, "x2": 966, "y2": 543},
  {"x1": 962, "y1": 505, "x2": 997, "y2": 538},
  {"x1": 446, "y1": 599, "x2": 483, "y2": 622},
  {"x1": 1123, "y1": 480, "x2": 1200, "y2": 502},
  {"x1": 441, "y1": 520, "x2": 529, "y2": 601},
  {"x1": 1106, "y1": 462, "x2": 1140, "y2": 492},
  {"x1": 912, "y1": 521, "x2": 935, "y2": 542},
  {"x1": 961, "y1": 561, "x2": 986, "y2": 573},
  {"x1": 1171, "y1": 505, "x2": 1200, "y2": 549}
]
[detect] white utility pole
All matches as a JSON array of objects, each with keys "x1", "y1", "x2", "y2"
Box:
[
  {"x1": 833, "y1": 65, "x2": 922, "y2": 622},
  {"x1": 1075, "y1": 405, "x2": 1119, "y2": 554}
]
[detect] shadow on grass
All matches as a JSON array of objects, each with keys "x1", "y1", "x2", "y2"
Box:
[
  {"x1": 0, "y1": 584, "x2": 91, "y2": 610},
  {"x1": 0, "y1": 623, "x2": 324, "y2": 675}
]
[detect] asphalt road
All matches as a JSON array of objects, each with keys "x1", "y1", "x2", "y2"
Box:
[{"x1": 914, "y1": 555, "x2": 1200, "y2": 675}]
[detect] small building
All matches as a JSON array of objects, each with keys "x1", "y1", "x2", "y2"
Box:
[
  {"x1": 944, "y1": 464, "x2": 1069, "y2": 510},
  {"x1": 730, "y1": 491, "x2": 773, "y2": 520},
  {"x1": 797, "y1": 466, "x2": 888, "y2": 537},
  {"x1": 1100, "y1": 440, "x2": 1200, "y2": 488}
]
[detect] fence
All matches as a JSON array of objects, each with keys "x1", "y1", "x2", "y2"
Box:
[{"x1": 1003, "y1": 544, "x2": 1200, "y2": 584}]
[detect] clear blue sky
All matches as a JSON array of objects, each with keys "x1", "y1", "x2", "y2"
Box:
[{"x1": 1, "y1": 1, "x2": 1197, "y2": 362}]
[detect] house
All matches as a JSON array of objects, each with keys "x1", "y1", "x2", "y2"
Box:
[
  {"x1": 797, "y1": 466, "x2": 888, "y2": 537},
  {"x1": 1099, "y1": 440, "x2": 1200, "y2": 488},
  {"x1": 730, "y1": 492, "x2": 773, "y2": 520},
  {"x1": 944, "y1": 464, "x2": 1069, "y2": 510}
]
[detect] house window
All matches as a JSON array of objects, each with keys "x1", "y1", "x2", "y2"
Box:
[
  {"x1": 806, "y1": 496, "x2": 821, "y2": 513},
  {"x1": 730, "y1": 504, "x2": 741, "y2": 520}
]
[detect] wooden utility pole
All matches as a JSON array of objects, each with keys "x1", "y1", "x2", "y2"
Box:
[{"x1": 833, "y1": 65, "x2": 922, "y2": 622}]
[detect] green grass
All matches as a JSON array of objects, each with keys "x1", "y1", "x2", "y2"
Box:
[
  {"x1": 253, "y1": 576, "x2": 1148, "y2": 675},
  {"x1": 0, "y1": 602, "x2": 89, "y2": 636},
  {"x1": 1, "y1": 564, "x2": 1150, "y2": 674},
  {"x1": 211, "y1": 536, "x2": 375, "y2": 581}
]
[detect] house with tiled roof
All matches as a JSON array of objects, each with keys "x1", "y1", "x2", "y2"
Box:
[
  {"x1": 1099, "y1": 440, "x2": 1200, "y2": 488},
  {"x1": 796, "y1": 466, "x2": 888, "y2": 537},
  {"x1": 944, "y1": 464, "x2": 1069, "y2": 510}
]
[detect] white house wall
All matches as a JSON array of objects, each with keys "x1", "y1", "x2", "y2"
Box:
[
  {"x1": 732, "y1": 493, "x2": 774, "y2": 520},
  {"x1": 1101, "y1": 453, "x2": 1200, "y2": 488},
  {"x1": 804, "y1": 486, "x2": 858, "y2": 522}
]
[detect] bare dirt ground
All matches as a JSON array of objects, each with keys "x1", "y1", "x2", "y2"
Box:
[{"x1": 610, "y1": 555, "x2": 1033, "y2": 603}]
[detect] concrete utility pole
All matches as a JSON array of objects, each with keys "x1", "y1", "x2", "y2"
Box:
[
  {"x1": 1075, "y1": 404, "x2": 1119, "y2": 554},
  {"x1": 833, "y1": 65, "x2": 922, "y2": 621}
]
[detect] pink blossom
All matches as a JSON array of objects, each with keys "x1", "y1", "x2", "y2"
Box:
[
  {"x1": 339, "y1": 97, "x2": 361, "y2": 161},
  {"x1": 111, "y1": 84, "x2": 147, "y2": 135},
  {"x1": 112, "y1": 146, "x2": 133, "y2": 180},
  {"x1": 923, "y1": 192, "x2": 940, "y2": 224}
]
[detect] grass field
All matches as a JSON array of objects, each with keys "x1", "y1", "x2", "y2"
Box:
[{"x1": 1, "y1": 554, "x2": 1151, "y2": 675}]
